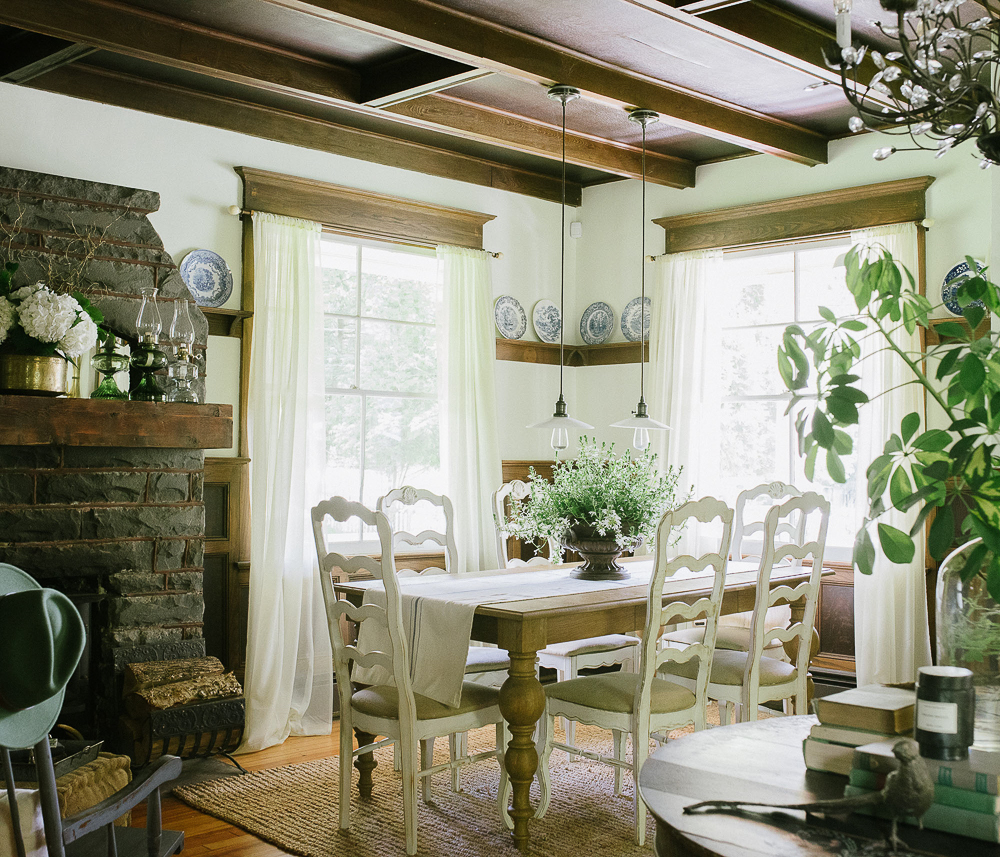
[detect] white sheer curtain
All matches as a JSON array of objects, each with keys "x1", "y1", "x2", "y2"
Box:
[
  {"x1": 648, "y1": 249, "x2": 724, "y2": 552},
  {"x1": 241, "y1": 212, "x2": 333, "y2": 752},
  {"x1": 850, "y1": 222, "x2": 933, "y2": 685},
  {"x1": 436, "y1": 245, "x2": 503, "y2": 574}
]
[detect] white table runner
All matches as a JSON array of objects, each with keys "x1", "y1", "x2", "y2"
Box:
[{"x1": 352, "y1": 559, "x2": 729, "y2": 708}]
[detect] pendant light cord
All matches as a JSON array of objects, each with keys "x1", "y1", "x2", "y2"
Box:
[
  {"x1": 640, "y1": 118, "x2": 646, "y2": 406},
  {"x1": 559, "y1": 93, "x2": 567, "y2": 402}
]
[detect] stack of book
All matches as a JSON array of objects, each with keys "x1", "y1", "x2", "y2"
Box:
[
  {"x1": 802, "y1": 684, "x2": 916, "y2": 776},
  {"x1": 847, "y1": 740, "x2": 1000, "y2": 842}
]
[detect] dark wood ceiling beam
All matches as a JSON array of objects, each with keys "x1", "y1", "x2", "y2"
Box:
[
  {"x1": 696, "y1": 0, "x2": 883, "y2": 89},
  {"x1": 25, "y1": 63, "x2": 580, "y2": 205},
  {"x1": 384, "y1": 93, "x2": 697, "y2": 188},
  {"x1": 0, "y1": 31, "x2": 96, "y2": 83},
  {"x1": 361, "y1": 52, "x2": 493, "y2": 107},
  {"x1": 0, "y1": 0, "x2": 361, "y2": 102},
  {"x1": 267, "y1": 0, "x2": 828, "y2": 165},
  {"x1": 0, "y1": 0, "x2": 696, "y2": 184}
]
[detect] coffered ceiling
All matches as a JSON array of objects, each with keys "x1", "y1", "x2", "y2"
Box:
[{"x1": 0, "y1": 0, "x2": 905, "y2": 204}]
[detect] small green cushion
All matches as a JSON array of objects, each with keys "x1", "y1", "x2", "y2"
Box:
[
  {"x1": 544, "y1": 671, "x2": 695, "y2": 715},
  {"x1": 352, "y1": 681, "x2": 500, "y2": 719}
]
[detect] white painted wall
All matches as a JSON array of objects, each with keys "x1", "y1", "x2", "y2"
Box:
[
  {"x1": 1, "y1": 83, "x2": 994, "y2": 464},
  {"x1": 0, "y1": 83, "x2": 575, "y2": 461},
  {"x1": 573, "y1": 132, "x2": 992, "y2": 450}
]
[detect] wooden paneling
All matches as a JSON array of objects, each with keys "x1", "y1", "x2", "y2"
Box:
[
  {"x1": 813, "y1": 564, "x2": 856, "y2": 676},
  {"x1": 203, "y1": 457, "x2": 250, "y2": 681},
  {"x1": 236, "y1": 167, "x2": 495, "y2": 249},
  {"x1": 654, "y1": 176, "x2": 935, "y2": 253},
  {"x1": 0, "y1": 397, "x2": 232, "y2": 448}
]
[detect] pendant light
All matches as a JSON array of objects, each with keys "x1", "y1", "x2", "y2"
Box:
[
  {"x1": 528, "y1": 84, "x2": 592, "y2": 454},
  {"x1": 611, "y1": 108, "x2": 669, "y2": 451}
]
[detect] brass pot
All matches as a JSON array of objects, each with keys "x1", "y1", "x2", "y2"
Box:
[{"x1": 0, "y1": 354, "x2": 69, "y2": 396}]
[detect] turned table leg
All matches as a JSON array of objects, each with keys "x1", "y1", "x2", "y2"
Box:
[
  {"x1": 353, "y1": 728, "x2": 377, "y2": 799},
  {"x1": 498, "y1": 649, "x2": 546, "y2": 852}
]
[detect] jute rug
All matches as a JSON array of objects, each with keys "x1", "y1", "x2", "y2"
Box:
[{"x1": 173, "y1": 716, "x2": 714, "y2": 857}]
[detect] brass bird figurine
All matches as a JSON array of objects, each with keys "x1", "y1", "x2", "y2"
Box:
[{"x1": 684, "y1": 738, "x2": 935, "y2": 854}]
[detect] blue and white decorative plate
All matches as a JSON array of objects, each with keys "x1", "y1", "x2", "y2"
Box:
[
  {"x1": 942, "y1": 259, "x2": 987, "y2": 316},
  {"x1": 621, "y1": 296, "x2": 651, "y2": 342},
  {"x1": 532, "y1": 299, "x2": 562, "y2": 344},
  {"x1": 494, "y1": 295, "x2": 527, "y2": 339},
  {"x1": 179, "y1": 249, "x2": 233, "y2": 308},
  {"x1": 580, "y1": 301, "x2": 615, "y2": 345}
]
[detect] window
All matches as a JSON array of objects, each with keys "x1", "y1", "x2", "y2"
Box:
[
  {"x1": 715, "y1": 236, "x2": 858, "y2": 560},
  {"x1": 320, "y1": 234, "x2": 445, "y2": 549}
]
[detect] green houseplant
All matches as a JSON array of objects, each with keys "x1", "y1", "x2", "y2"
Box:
[
  {"x1": 778, "y1": 244, "x2": 1000, "y2": 747},
  {"x1": 502, "y1": 436, "x2": 688, "y2": 581}
]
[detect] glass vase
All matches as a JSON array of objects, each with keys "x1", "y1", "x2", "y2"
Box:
[{"x1": 936, "y1": 539, "x2": 1000, "y2": 751}]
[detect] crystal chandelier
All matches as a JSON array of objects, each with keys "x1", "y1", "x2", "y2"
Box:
[
  {"x1": 611, "y1": 108, "x2": 669, "y2": 451},
  {"x1": 830, "y1": 0, "x2": 1000, "y2": 168},
  {"x1": 528, "y1": 84, "x2": 593, "y2": 454}
]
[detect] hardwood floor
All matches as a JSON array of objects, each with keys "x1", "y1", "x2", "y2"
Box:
[{"x1": 139, "y1": 722, "x2": 344, "y2": 857}]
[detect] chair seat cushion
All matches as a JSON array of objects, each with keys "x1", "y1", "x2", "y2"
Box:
[
  {"x1": 544, "y1": 671, "x2": 695, "y2": 715},
  {"x1": 352, "y1": 681, "x2": 501, "y2": 719},
  {"x1": 464, "y1": 646, "x2": 511, "y2": 672},
  {"x1": 661, "y1": 625, "x2": 785, "y2": 652},
  {"x1": 541, "y1": 634, "x2": 640, "y2": 658},
  {"x1": 659, "y1": 650, "x2": 797, "y2": 687}
]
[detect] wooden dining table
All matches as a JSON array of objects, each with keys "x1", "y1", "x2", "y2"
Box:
[{"x1": 336, "y1": 556, "x2": 822, "y2": 852}]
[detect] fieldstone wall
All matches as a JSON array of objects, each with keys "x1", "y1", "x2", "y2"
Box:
[
  {"x1": 0, "y1": 165, "x2": 215, "y2": 743},
  {"x1": 0, "y1": 164, "x2": 208, "y2": 398},
  {"x1": 0, "y1": 442, "x2": 207, "y2": 739}
]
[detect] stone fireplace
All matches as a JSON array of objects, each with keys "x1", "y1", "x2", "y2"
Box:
[{"x1": 0, "y1": 166, "x2": 232, "y2": 749}]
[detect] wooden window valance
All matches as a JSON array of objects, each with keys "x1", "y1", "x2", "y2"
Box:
[
  {"x1": 235, "y1": 166, "x2": 495, "y2": 249},
  {"x1": 653, "y1": 176, "x2": 935, "y2": 255}
]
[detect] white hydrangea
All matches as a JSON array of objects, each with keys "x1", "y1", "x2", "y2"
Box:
[
  {"x1": 10, "y1": 283, "x2": 45, "y2": 301},
  {"x1": 58, "y1": 313, "x2": 99, "y2": 357},
  {"x1": 18, "y1": 288, "x2": 80, "y2": 344},
  {"x1": 0, "y1": 297, "x2": 14, "y2": 344}
]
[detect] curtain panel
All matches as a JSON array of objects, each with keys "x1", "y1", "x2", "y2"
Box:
[
  {"x1": 436, "y1": 245, "x2": 503, "y2": 573},
  {"x1": 242, "y1": 212, "x2": 333, "y2": 752},
  {"x1": 850, "y1": 222, "x2": 932, "y2": 685}
]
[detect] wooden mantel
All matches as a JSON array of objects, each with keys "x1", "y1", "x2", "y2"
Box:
[{"x1": 0, "y1": 397, "x2": 233, "y2": 449}]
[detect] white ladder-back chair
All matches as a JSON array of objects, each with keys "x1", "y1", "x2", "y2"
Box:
[
  {"x1": 310, "y1": 496, "x2": 509, "y2": 856},
  {"x1": 492, "y1": 481, "x2": 641, "y2": 750},
  {"x1": 535, "y1": 497, "x2": 735, "y2": 846},
  {"x1": 377, "y1": 485, "x2": 458, "y2": 574},
  {"x1": 659, "y1": 491, "x2": 829, "y2": 725},
  {"x1": 662, "y1": 480, "x2": 803, "y2": 653}
]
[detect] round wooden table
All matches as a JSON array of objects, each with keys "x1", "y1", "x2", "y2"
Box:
[{"x1": 638, "y1": 715, "x2": 997, "y2": 857}]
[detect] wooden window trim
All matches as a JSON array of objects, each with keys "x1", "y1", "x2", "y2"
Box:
[
  {"x1": 235, "y1": 166, "x2": 495, "y2": 249},
  {"x1": 653, "y1": 176, "x2": 935, "y2": 255}
]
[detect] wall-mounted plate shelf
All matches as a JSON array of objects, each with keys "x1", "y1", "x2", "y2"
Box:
[
  {"x1": 496, "y1": 338, "x2": 648, "y2": 367},
  {"x1": 203, "y1": 308, "x2": 253, "y2": 337}
]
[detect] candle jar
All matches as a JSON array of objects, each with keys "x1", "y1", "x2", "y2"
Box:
[{"x1": 915, "y1": 665, "x2": 975, "y2": 760}]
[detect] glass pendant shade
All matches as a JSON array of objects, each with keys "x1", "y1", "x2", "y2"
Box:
[
  {"x1": 529, "y1": 83, "x2": 593, "y2": 452},
  {"x1": 612, "y1": 108, "x2": 669, "y2": 449}
]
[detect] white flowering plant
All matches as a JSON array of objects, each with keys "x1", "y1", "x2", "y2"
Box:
[
  {"x1": 0, "y1": 261, "x2": 103, "y2": 363},
  {"x1": 502, "y1": 436, "x2": 689, "y2": 555}
]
